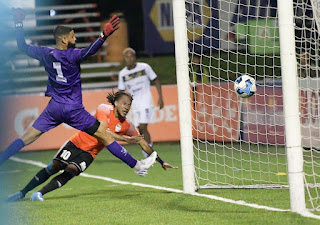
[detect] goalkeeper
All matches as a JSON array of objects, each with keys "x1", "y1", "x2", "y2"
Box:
[
  {"x1": 7, "y1": 91, "x2": 178, "y2": 202},
  {"x1": 1, "y1": 8, "x2": 151, "y2": 176}
]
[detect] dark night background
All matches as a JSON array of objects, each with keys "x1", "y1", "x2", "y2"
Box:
[{"x1": 35, "y1": 0, "x2": 145, "y2": 53}]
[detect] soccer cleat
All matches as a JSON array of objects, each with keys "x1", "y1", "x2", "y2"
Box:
[
  {"x1": 6, "y1": 191, "x2": 25, "y2": 202},
  {"x1": 134, "y1": 151, "x2": 157, "y2": 176},
  {"x1": 30, "y1": 192, "x2": 44, "y2": 202}
]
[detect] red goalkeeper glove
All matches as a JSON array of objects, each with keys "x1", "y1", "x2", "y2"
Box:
[
  {"x1": 99, "y1": 15, "x2": 120, "y2": 41},
  {"x1": 12, "y1": 8, "x2": 25, "y2": 28}
]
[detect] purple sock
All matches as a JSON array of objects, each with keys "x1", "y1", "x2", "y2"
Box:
[
  {"x1": 0, "y1": 139, "x2": 25, "y2": 166},
  {"x1": 106, "y1": 141, "x2": 137, "y2": 168}
]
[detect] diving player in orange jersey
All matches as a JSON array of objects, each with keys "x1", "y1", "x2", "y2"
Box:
[{"x1": 7, "y1": 91, "x2": 178, "y2": 202}]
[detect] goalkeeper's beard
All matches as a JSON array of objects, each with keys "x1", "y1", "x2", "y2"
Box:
[{"x1": 67, "y1": 42, "x2": 76, "y2": 49}]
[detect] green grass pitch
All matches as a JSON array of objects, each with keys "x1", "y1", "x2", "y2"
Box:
[{"x1": 0, "y1": 142, "x2": 319, "y2": 224}]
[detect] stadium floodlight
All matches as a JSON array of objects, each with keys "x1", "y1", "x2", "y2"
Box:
[{"x1": 173, "y1": 0, "x2": 320, "y2": 213}]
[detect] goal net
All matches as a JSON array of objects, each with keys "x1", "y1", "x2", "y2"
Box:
[
  {"x1": 177, "y1": 0, "x2": 320, "y2": 211},
  {"x1": 296, "y1": 0, "x2": 320, "y2": 211}
]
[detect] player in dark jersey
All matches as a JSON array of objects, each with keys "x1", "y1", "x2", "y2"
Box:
[{"x1": 0, "y1": 8, "x2": 157, "y2": 180}]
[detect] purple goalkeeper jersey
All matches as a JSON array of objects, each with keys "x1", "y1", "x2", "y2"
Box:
[{"x1": 15, "y1": 28, "x2": 104, "y2": 104}]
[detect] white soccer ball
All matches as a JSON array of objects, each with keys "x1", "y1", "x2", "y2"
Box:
[{"x1": 234, "y1": 75, "x2": 257, "y2": 98}]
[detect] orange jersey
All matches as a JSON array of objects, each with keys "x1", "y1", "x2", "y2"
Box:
[{"x1": 69, "y1": 104, "x2": 139, "y2": 158}]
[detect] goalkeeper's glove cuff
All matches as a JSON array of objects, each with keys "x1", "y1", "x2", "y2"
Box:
[
  {"x1": 15, "y1": 22, "x2": 23, "y2": 29},
  {"x1": 99, "y1": 31, "x2": 107, "y2": 41}
]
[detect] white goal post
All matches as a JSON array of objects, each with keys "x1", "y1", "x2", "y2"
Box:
[
  {"x1": 278, "y1": 0, "x2": 305, "y2": 212},
  {"x1": 173, "y1": 0, "x2": 196, "y2": 194},
  {"x1": 173, "y1": 0, "x2": 320, "y2": 212}
]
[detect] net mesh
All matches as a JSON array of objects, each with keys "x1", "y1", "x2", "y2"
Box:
[
  {"x1": 296, "y1": 0, "x2": 320, "y2": 211},
  {"x1": 186, "y1": 0, "x2": 320, "y2": 210}
]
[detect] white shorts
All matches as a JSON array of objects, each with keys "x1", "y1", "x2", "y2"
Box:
[{"x1": 131, "y1": 107, "x2": 154, "y2": 127}]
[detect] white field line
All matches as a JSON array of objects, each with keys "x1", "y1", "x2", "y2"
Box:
[
  {"x1": 0, "y1": 169, "x2": 23, "y2": 174},
  {"x1": 9, "y1": 157, "x2": 320, "y2": 219}
]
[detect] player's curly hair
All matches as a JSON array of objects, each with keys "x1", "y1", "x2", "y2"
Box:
[{"x1": 107, "y1": 90, "x2": 133, "y2": 106}]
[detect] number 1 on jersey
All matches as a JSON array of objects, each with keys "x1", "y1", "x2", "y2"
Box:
[{"x1": 53, "y1": 62, "x2": 67, "y2": 83}]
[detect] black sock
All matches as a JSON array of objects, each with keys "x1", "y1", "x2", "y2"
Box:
[
  {"x1": 20, "y1": 168, "x2": 52, "y2": 196},
  {"x1": 39, "y1": 169, "x2": 75, "y2": 195}
]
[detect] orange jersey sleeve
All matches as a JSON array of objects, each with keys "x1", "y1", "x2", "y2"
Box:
[{"x1": 96, "y1": 104, "x2": 112, "y2": 122}]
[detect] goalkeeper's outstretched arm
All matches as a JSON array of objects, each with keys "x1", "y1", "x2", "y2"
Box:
[
  {"x1": 13, "y1": 7, "x2": 27, "y2": 52},
  {"x1": 79, "y1": 15, "x2": 120, "y2": 61}
]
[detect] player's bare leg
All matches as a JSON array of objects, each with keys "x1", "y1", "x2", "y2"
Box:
[
  {"x1": 138, "y1": 123, "x2": 151, "y2": 144},
  {"x1": 92, "y1": 121, "x2": 115, "y2": 145},
  {"x1": 21, "y1": 126, "x2": 43, "y2": 145},
  {"x1": 138, "y1": 123, "x2": 152, "y2": 158},
  {"x1": 50, "y1": 160, "x2": 66, "y2": 172}
]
